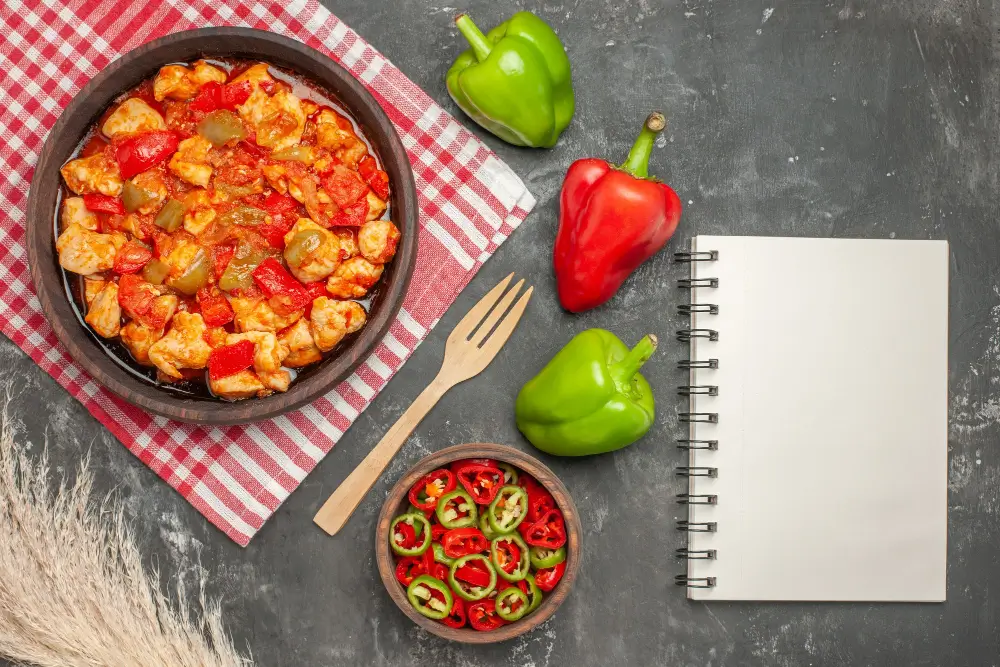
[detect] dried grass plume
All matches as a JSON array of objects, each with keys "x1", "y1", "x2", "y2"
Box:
[{"x1": 0, "y1": 396, "x2": 253, "y2": 667}]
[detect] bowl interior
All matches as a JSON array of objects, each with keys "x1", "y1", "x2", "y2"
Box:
[
  {"x1": 26, "y1": 27, "x2": 418, "y2": 424},
  {"x1": 376, "y1": 443, "x2": 582, "y2": 644}
]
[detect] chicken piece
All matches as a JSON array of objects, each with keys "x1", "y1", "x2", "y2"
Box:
[
  {"x1": 326, "y1": 256, "x2": 383, "y2": 299},
  {"x1": 60, "y1": 153, "x2": 123, "y2": 196},
  {"x1": 229, "y1": 63, "x2": 274, "y2": 91},
  {"x1": 120, "y1": 320, "x2": 163, "y2": 366},
  {"x1": 181, "y1": 189, "x2": 217, "y2": 236},
  {"x1": 147, "y1": 312, "x2": 213, "y2": 379},
  {"x1": 310, "y1": 297, "x2": 366, "y2": 352},
  {"x1": 101, "y1": 98, "x2": 166, "y2": 138},
  {"x1": 257, "y1": 369, "x2": 291, "y2": 393},
  {"x1": 55, "y1": 224, "x2": 117, "y2": 275},
  {"x1": 314, "y1": 109, "x2": 368, "y2": 166},
  {"x1": 237, "y1": 88, "x2": 305, "y2": 152},
  {"x1": 282, "y1": 217, "x2": 341, "y2": 283},
  {"x1": 332, "y1": 228, "x2": 359, "y2": 258},
  {"x1": 110, "y1": 231, "x2": 128, "y2": 252},
  {"x1": 301, "y1": 99, "x2": 319, "y2": 117},
  {"x1": 83, "y1": 277, "x2": 106, "y2": 306},
  {"x1": 209, "y1": 369, "x2": 266, "y2": 400},
  {"x1": 168, "y1": 136, "x2": 213, "y2": 187},
  {"x1": 203, "y1": 326, "x2": 229, "y2": 349},
  {"x1": 129, "y1": 168, "x2": 169, "y2": 215},
  {"x1": 163, "y1": 240, "x2": 203, "y2": 280},
  {"x1": 261, "y1": 161, "x2": 322, "y2": 210},
  {"x1": 61, "y1": 196, "x2": 99, "y2": 231},
  {"x1": 230, "y1": 296, "x2": 303, "y2": 334},
  {"x1": 84, "y1": 282, "x2": 121, "y2": 338},
  {"x1": 153, "y1": 60, "x2": 227, "y2": 101},
  {"x1": 278, "y1": 317, "x2": 323, "y2": 368},
  {"x1": 365, "y1": 191, "x2": 387, "y2": 222},
  {"x1": 224, "y1": 331, "x2": 289, "y2": 374},
  {"x1": 358, "y1": 219, "x2": 400, "y2": 264}
]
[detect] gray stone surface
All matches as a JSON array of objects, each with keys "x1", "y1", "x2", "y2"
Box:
[{"x1": 5, "y1": 0, "x2": 999, "y2": 664}]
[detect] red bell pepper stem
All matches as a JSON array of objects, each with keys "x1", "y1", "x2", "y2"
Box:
[
  {"x1": 610, "y1": 334, "x2": 658, "y2": 386},
  {"x1": 455, "y1": 14, "x2": 492, "y2": 63},
  {"x1": 620, "y1": 112, "x2": 666, "y2": 179}
]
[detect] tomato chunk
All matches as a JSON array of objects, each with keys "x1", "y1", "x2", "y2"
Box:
[{"x1": 207, "y1": 340, "x2": 255, "y2": 380}]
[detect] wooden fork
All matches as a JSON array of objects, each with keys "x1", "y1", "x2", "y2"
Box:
[{"x1": 313, "y1": 273, "x2": 533, "y2": 536}]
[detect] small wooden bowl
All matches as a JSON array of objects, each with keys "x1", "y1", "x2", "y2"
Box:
[
  {"x1": 25, "y1": 28, "x2": 418, "y2": 424},
  {"x1": 376, "y1": 443, "x2": 581, "y2": 644}
]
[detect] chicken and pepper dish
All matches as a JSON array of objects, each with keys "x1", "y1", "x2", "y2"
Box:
[{"x1": 56, "y1": 60, "x2": 400, "y2": 399}]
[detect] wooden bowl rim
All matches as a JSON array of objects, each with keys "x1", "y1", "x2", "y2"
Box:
[
  {"x1": 375, "y1": 443, "x2": 582, "y2": 644},
  {"x1": 25, "y1": 27, "x2": 419, "y2": 425}
]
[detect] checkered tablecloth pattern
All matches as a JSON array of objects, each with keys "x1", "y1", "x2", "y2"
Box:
[{"x1": 0, "y1": 0, "x2": 534, "y2": 545}]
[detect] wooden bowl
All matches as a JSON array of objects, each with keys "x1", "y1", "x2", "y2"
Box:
[
  {"x1": 25, "y1": 28, "x2": 418, "y2": 424},
  {"x1": 376, "y1": 443, "x2": 582, "y2": 643}
]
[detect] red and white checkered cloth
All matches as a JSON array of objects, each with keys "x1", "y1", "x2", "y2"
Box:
[{"x1": 0, "y1": 0, "x2": 534, "y2": 545}]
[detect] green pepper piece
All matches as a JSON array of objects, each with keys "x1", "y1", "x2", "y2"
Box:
[
  {"x1": 479, "y1": 511, "x2": 500, "y2": 540},
  {"x1": 141, "y1": 258, "x2": 170, "y2": 285},
  {"x1": 218, "y1": 241, "x2": 266, "y2": 292},
  {"x1": 217, "y1": 205, "x2": 268, "y2": 227},
  {"x1": 406, "y1": 575, "x2": 453, "y2": 620},
  {"x1": 389, "y1": 513, "x2": 432, "y2": 557},
  {"x1": 491, "y1": 533, "x2": 530, "y2": 582},
  {"x1": 497, "y1": 462, "x2": 519, "y2": 485},
  {"x1": 446, "y1": 12, "x2": 574, "y2": 148},
  {"x1": 435, "y1": 489, "x2": 477, "y2": 529},
  {"x1": 487, "y1": 485, "x2": 528, "y2": 534},
  {"x1": 285, "y1": 230, "x2": 323, "y2": 268},
  {"x1": 529, "y1": 545, "x2": 566, "y2": 570},
  {"x1": 122, "y1": 179, "x2": 156, "y2": 213},
  {"x1": 154, "y1": 198, "x2": 187, "y2": 232},
  {"x1": 515, "y1": 329, "x2": 657, "y2": 456},
  {"x1": 270, "y1": 145, "x2": 314, "y2": 162},
  {"x1": 448, "y1": 554, "x2": 497, "y2": 601},
  {"x1": 524, "y1": 573, "x2": 543, "y2": 614},
  {"x1": 495, "y1": 586, "x2": 529, "y2": 621},
  {"x1": 166, "y1": 248, "x2": 210, "y2": 295},
  {"x1": 197, "y1": 110, "x2": 247, "y2": 147},
  {"x1": 432, "y1": 542, "x2": 456, "y2": 567}
]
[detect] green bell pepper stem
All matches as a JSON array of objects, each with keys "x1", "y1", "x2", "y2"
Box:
[
  {"x1": 449, "y1": 554, "x2": 498, "y2": 601},
  {"x1": 524, "y1": 573, "x2": 544, "y2": 613},
  {"x1": 406, "y1": 575, "x2": 453, "y2": 620},
  {"x1": 495, "y1": 586, "x2": 529, "y2": 621},
  {"x1": 389, "y1": 513, "x2": 432, "y2": 557},
  {"x1": 455, "y1": 14, "x2": 493, "y2": 63},
  {"x1": 529, "y1": 545, "x2": 566, "y2": 570},
  {"x1": 621, "y1": 112, "x2": 667, "y2": 179},
  {"x1": 491, "y1": 533, "x2": 531, "y2": 582},
  {"x1": 610, "y1": 334, "x2": 658, "y2": 387}
]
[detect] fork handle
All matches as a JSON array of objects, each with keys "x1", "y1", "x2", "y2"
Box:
[{"x1": 313, "y1": 375, "x2": 452, "y2": 536}]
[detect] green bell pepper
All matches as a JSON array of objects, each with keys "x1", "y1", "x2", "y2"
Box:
[
  {"x1": 515, "y1": 329, "x2": 657, "y2": 456},
  {"x1": 406, "y1": 575, "x2": 453, "y2": 620},
  {"x1": 435, "y1": 489, "x2": 478, "y2": 529},
  {"x1": 449, "y1": 554, "x2": 497, "y2": 601},
  {"x1": 447, "y1": 12, "x2": 574, "y2": 148},
  {"x1": 487, "y1": 485, "x2": 528, "y2": 534},
  {"x1": 495, "y1": 586, "x2": 529, "y2": 621}
]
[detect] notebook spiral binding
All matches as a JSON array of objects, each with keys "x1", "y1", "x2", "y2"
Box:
[{"x1": 673, "y1": 248, "x2": 720, "y2": 585}]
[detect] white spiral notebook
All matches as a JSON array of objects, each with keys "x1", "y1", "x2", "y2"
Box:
[{"x1": 677, "y1": 236, "x2": 948, "y2": 602}]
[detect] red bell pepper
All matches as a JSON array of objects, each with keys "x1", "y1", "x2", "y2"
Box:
[
  {"x1": 395, "y1": 556, "x2": 425, "y2": 587},
  {"x1": 252, "y1": 257, "x2": 311, "y2": 314},
  {"x1": 441, "y1": 527, "x2": 489, "y2": 559},
  {"x1": 207, "y1": 339, "x2": 255, "y2": 381},
  {"x1": 112, "y1": 240, "x2": 152, "y2": 274},
  {"x1": 117, "y1": 274, "x2": 170, "y2": 329},
  {"x1": 467, "y1": 599, "x2": 505, "y2": 631},
  {"x1": 83, "y1": 193, "x2": 125, "y2": 215},
  {"x1": 522, "y1": 508, "x2": 567, "y2": 549},
  {"x1": 450, "y1": 458, "x2": 498, "y2": 473},
  {"x1": 455, "y1": 463, "x2": 504, "y2": 505},
  {"x1": 430, "y1": 524, "x2": 448, "y2": 542},
  {"x1": 329, "y1": 198, "x2": 369, "y2": 227},
  {"x1": 262, "y1": 190, "x2": 300, "y2": 215},
  {"x1": 491, "y1": 536, "x2": 521, "y2": 575},
  {"x1": 198, "y1": 286, "x2": 235, "y2": 327},
  {"x1": 302, "y1": 281, "x2": 328, "y2": 318},
  {"x1": 554, "y1": 112, "x2": 682, "y2": 312},
  {"x1": 534, "y1": 561, "x2": 566, "y2": 592},
  {"x1": 442, "y1": 597, "x2": 467, "y2": 629},
  {"x1": 211, "y1": 242, "x2": 236, "y2": 279},
  {"x1": 454, "y1": 562, "x2": 492, "y2": 588},
  {"x1": 357, "y1": 155, "x2": 390, "y2": 200},
  {"x1": 408, "y1": 469, "x2": 457, "y2": 511},
  {"x1": 220, "y1": 80, "x2": 253, "y2": 110},
  {"x1": 189, "y1": 81, "x2": 223, "y2": 113},
  {"x1": 498, "y1": 579, "x2": 529, "y2": 595},
  {"x1": 323, "y1": 164, "x2": 370, "y2": 207},
  {"x1": 115, "y1": 130, "x2": 179, "y2": 180},
  {"x1": 430, "y1": 562, "x2": 449, "y2": 582}
]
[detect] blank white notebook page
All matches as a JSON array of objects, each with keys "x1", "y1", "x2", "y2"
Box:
[{"x1": 684, "y1": 236, "x2": 948, "y2": 601}]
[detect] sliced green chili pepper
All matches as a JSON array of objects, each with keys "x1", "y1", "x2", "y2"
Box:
[
  {"x1": 141, "y1": 258, "x2": 170, "y2": 285},
  {"x1": 497, "y1": 462, "x2": 519, "y2": 485},
  {"x1": 389, "y1": 513, "x2": 432, "y2": 557},
  {"x1": 487, "y1": 484, "x2": 528, "y2": 534},
  {"x1": 435, "y1": 489, "x2": 477, "y2": 529},
  {"x1": 529, "y1": 545, "x2": 566, "y2": 570},
  {"x1": 154, "y1": 198, "x2": 187, "y2": 232},
  {"x1": 406, "y1": 575, "x2": 453, "y2": 620},
  {"x1": 495, "y1": 586, "x2": 529, "y2": 621},
  {"x1": 432, "y1": 542, "x2": 456, "y2": 567},
  {"x1": 448, "y1": 554, "x2": 497, "y2": 601},
  {"x1": 524, "y1": 573, "x2": 543, "y2": 614},
  {"x1": 491, "y1": 533, "x2": 530, "y2": 582},
  {"x1": 479, "y1": 511, "x2": 500, "y2": 540},
  {"x1": 166, "y1": 248, "x2": 210, "y2": 295}
]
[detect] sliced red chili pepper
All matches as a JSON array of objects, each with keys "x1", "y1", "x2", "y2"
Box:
[
  {"x1": 498, "y1": 579, "x2": 530, "y2": 595},
  {"x1": 430, "y1": 524, "x2": 448, "y2": 543},
  {"x1": 492, "y1": 537, "x2": 521, "y2": 574},
  {"x1": 468, "y1": 600, "x2": 505, "y2": 631},
  {"x1": 252, "y1": 257, "x2": 311, "y2": 313},
  {"x1": 526, "y1": 490, "x2": 557, "y2": 524},
  {"x1": 207, "y1": 339, "x2": 255, "y2": 381},
  {"x1": 83, "y1": 193, "x2": 125, "y2": 215},
  {"x1": 212, "y1": 242, "x2": 236, "y2": 279},
  {"x1": 456, "y1": 464, "x2": 505, "y2": 505},
  {"x1": 329, "y1": 197, "x2": 368, "y2": 227},
  {"x1": 449, "y1": 458, "x2": 499, "y2": 473},
  {"x1": 534, "y1": 561, "x2": 566, "y2": 592},
  {"x1": 430, "y1": 563, "x2": 449, "y2": 582},
  {"x1": 408, "y1": 469, "x2": 458, "y2": 511},
  {"x1": 442, "y1": 597, "x2": 466, "y2": 629},
  {"x1": 220, "y1": 80, "x2": 252, "y2": 110},
  {"x1": 394, "y1": 557, "x2": 425, "y2": 587},
  {"x1": 422, "y1": 545, "x2": 437, "y2": 577},
  {"x1": 198, "y1": 286, "x2": 235, "y2": 327},
  {"x1": 454, "y1": 563, "x2": 492, "y2": 589},
  {"x1": 392, "y1": 519, "x2": 418, "y2": 550},
  {"x1": 522, "y1": 508, "x2": 567, "y2": 549},
  {"x1": 357, "y1": 155, "x2": 390, "y2": 200},
  {"x1": 189, "y1": 81, "x2": 223, "y2": 113},
  {"x1": 112, "y1": 240, "x2": 153, "y2": 274},
  {"x1": 115, "y1": 130, "x2": 178, "y2": 180},
  {"x1": 441, "y1": 527, "x2": 489, "y2": 559}
]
